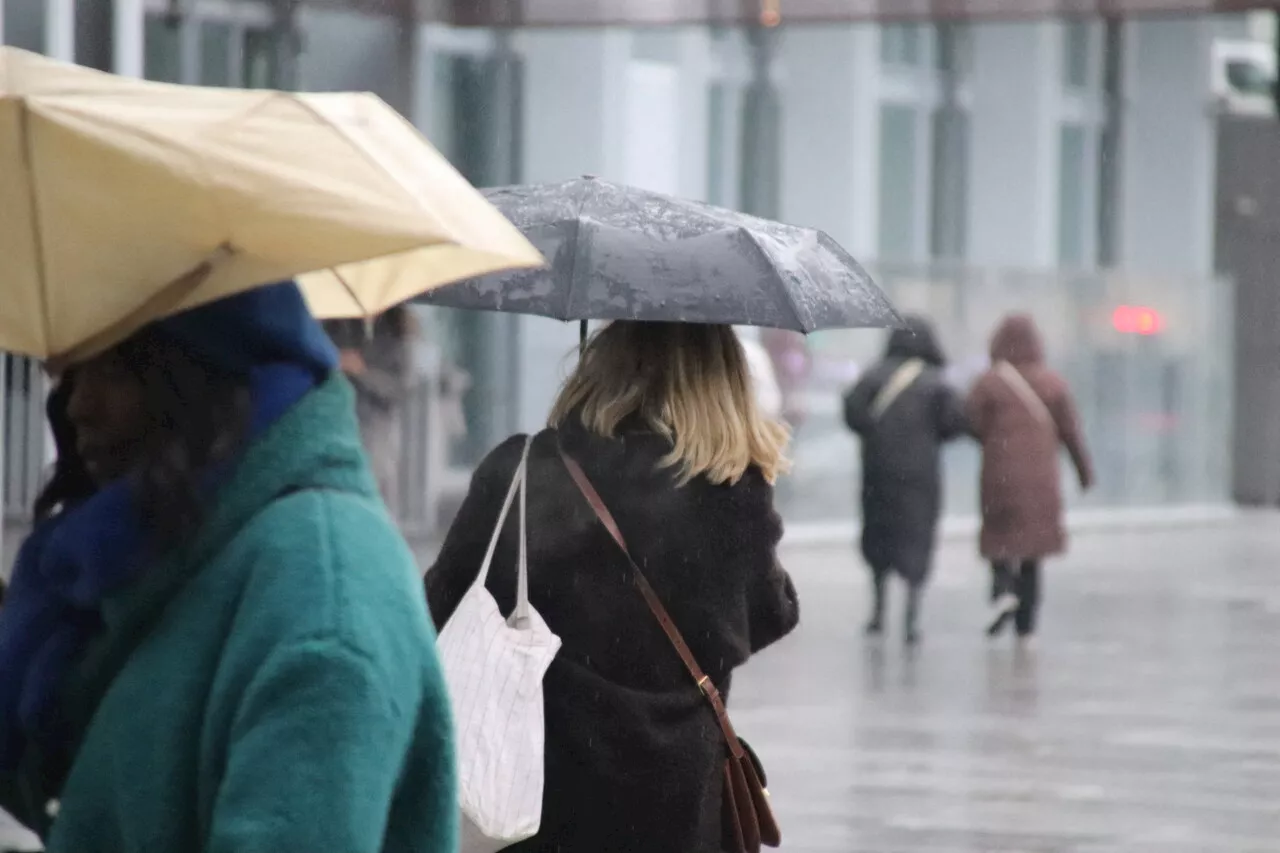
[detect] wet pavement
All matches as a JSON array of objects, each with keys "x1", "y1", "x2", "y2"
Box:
[
  {"x1": 730, "y1": 513, "x2": 1280, "y2": 853},
  {"x1": 2, "y1": 515, "x2": 1276, "y2": 852}
]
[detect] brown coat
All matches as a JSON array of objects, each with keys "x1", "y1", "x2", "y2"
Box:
[{"x1": 966, "y1": 315, "x2": 1094, "y2": 560}]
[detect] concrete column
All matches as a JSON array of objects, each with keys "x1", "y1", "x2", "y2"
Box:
[
  {"x1": 517, "y1": 29, "x2": 632, "y2": 429},
  {"x1": 1097, "y1": 17, "x2": 1126, "y2": 267},
  {"x1": 390, "y1": 2, "x2": 419, "y2": 119},
  {"x1": 520, "y1": 29, "x2": 632, "y2": 182},
  {"x1": 113, "y1": 0, "x2": 146, "y2": 77},
  {"x1": 779, "y1": 24, "x2": 877, "y2": 258},
  {"x1": 931, "y1": 21, "x2": 967, "y2": 260},
  {"x1": 176, "y1": 0, "x2": 202, "y2": 86},
  {"x1": 268, "y1": 0, "x2": 300, "y2": 90},
  {"x1": 1120, "y1": 18, "x2": 1215, "y2": 275},
  {"x1": 968, "y1": 21, "x2": 1059, "y2": 268},
  {"x1": 45, "y1": 0, "x2": 75, "y2": 61}
]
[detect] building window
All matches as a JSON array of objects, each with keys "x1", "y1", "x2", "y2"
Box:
[
  {"x1": 144, "y1": 16, "x2": 181, "y2": 83},
  {"x1": 878, "y1": 104, "x2": 920, "y2": 261},
  {"x1": 1063, "y1": 20, "x2": 1092, "y2": 89},
  {"x1": 1057, "y1": 123, "x2": 1091, "y2": 266},
  {"x1": 200, "y1": 22, "x2": 234, "y2": 87},
  {"x1": 881, "y1": 23, "x2": 923, "y2": 67},
  {"x1": 934, "y1": 22, "x2": 972, "y2": 78},
  {"x1": 242, "y1": 28, "x2": 277, "y2": 89},
  {"x1": 144, "y1": 14, "x2": 276, "y2": 88}
]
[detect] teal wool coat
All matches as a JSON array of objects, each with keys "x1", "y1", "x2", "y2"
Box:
[{"x1": 0, "y1": 376, "x2": 458, "y2": 853}]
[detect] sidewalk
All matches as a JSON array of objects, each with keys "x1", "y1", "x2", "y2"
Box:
[
  {"x1": 731, "y1": 512, "x2": 1280, "y2": 852},
  {"x1": 2, "y1": 513, "x2": 1276, "y2": 852}
]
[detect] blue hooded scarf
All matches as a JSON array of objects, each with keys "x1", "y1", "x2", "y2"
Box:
[{"x1": 0, "y1": 281, "x2": 339, "y2": 770}]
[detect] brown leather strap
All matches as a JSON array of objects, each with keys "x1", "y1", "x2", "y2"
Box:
[{"x1": 558, "y1": 447, "x2": 744, "y2": 759}]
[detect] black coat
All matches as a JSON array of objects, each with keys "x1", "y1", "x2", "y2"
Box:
[
  {"x1": 843, "y1": 317, "x2": 969, "y2": 584},
  {"x1": 425, "y1": 420, "x2": 799, "y2": 853}
]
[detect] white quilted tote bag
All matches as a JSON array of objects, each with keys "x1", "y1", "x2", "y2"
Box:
[{"x1": 438, "y1": 437, "x2": 562, "y2": 853}]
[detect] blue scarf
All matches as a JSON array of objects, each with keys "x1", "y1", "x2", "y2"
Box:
[{"x1": 0, "y1": 363, "x2": 317, "y2": 770}]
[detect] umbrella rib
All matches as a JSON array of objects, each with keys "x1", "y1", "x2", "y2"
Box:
[
  {"x1": 561, "y1": 180, "x2": 595, "y2": 323},
  {"x1": 48, "y1": 94, "x2": 238, "y2": 273},
  {"x1": 288, "y1": 94, "x2": 459, "y2": 253},
  {"x1": 205, "y1": 93, "x2": 432, "y2": 277},
  {"x1": 330, "y1": 268, "x2": 366, "y2": 316},
  {"x1": 18, "y1": 101, "x2": 53, "y2": 355},
  {"x1": 740, "y1": 228, "x2": 812, "y2": 333}
]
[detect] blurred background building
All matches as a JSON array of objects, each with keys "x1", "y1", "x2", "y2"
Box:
[{"x1": 2, "y1": 0, "x2": 1277, "y2": 538}]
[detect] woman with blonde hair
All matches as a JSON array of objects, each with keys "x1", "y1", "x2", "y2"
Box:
[{"x1": 425, "y1": 321, "x2": 799, "y2": 853}]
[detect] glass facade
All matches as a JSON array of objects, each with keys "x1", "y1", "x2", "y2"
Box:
[
  {"x1": 1063, "y1": 19, "x2": 1093, "y2": 89},
  {"x1": 142, "y1": 9, "x2": 278, "y2": 89},
  {"x1": 881, "y1": 23, "x2": 924, "y2": 66},
  {"x1": 0, "y1": 5, "x2": 1235, "y2": 532}
]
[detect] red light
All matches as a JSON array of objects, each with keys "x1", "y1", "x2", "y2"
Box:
[{"x1": 1112, "y1": 305, "x2": 1164, "y2": 335}]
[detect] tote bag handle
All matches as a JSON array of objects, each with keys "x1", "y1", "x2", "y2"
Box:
[{"x1": 472, "y1": 435, "x2": 534, "y2": 624}]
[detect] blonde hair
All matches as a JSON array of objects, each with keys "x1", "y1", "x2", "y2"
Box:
[{"x1": 549, "y1": 322, "x2": 791, "y2": 485}]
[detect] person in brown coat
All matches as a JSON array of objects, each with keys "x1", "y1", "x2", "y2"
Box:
[{"x1": 965, "y1": 314, "x2": 1094, "y2": 641}]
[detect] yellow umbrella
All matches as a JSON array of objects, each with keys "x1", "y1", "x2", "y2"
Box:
[{"x1": 0, "y1": 47, "x2": 543, "y2": 367}]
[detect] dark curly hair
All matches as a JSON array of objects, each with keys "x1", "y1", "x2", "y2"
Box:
[{"x1": 35, "y1": 329, "x2": 252, "y2": 548}]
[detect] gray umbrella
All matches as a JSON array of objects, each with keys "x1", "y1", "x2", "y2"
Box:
[{"x1": 415, "y1": 176, "x2": 899, "y2": 333}]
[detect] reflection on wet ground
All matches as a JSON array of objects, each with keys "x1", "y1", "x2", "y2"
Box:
[
  {"x1": 2, "y1": 517, "x2": 1275, "y2": 851},
  {"x1": 731, "y1": 514, "x2": 1280, "y2": 853}
]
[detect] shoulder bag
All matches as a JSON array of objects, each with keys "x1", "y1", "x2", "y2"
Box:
[
  {"x1": 870, "y1": 357, "x2": 926, "y2": 421},
  {"x1": 994, "y1": 360, "x2": 1055, "y2": 432},
  {"x1": 558, "y1": 448, "x2": 781, "y2": 853}
]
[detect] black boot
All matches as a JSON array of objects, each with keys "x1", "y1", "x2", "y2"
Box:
[
  {"x1": 904, "y1": 582, "x2": 922, "y2": 646},
  {"x1": 865, "y1": 571, "x2": 887, "y2": 636},
  {"x1": 987, "y1": 561, "x2": 1018, "y2": 637}
]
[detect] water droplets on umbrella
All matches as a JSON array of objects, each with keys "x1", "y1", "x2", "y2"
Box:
[{"x1": 418, "y1": 176, "x2": 900, "y2": 334}]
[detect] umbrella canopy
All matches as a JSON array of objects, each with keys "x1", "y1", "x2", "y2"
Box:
[
  {"x1": 0, "y1": 47, "x2": 543, "y2": 365},
  {"x1": 414, "y1": 176, "x2": 898, "y2": 333}
]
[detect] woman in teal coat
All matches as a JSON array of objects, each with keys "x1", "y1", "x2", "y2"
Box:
[{"x1": 0, "y1": 282, "x2": 457, "y2": 853}]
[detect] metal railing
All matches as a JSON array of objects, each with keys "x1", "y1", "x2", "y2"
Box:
[
  {"x1": 2, "y1": 356, "x2": 48, "y2": 525},
  {"x1": 0, "y1": 352, "x2": 465, "y2": 539}
]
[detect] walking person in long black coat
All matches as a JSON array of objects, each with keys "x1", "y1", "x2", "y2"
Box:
[
  {"x1": 843, "y1": 315, "x2": 969, "y2": 644},
  {"x1": 425, "y1": 321, "x2": 799, "y2": 853}
]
